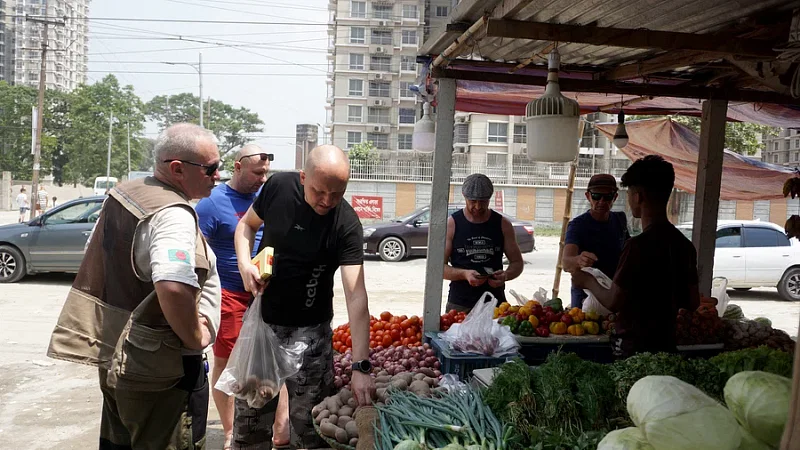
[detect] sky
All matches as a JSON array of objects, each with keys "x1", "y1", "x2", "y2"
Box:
[{"x1": 87, "y1": 0, "x2": 329, "y2": 170}]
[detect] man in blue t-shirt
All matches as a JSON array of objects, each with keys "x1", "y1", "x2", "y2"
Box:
[
  {"x1": 562, "y1": 174, "x2": 631, "y2": 308},
  {"x1": 196, "y1": 144, "x2": 279, "y2": 449}
]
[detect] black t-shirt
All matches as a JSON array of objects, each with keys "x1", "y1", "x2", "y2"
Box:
[
  {"x1": 253, "y1": 172, "x2": 364, "y2": 327},
  {"x1": 613, "y1": 221, "x2": 698, "y2": 356},
  {"x1": 447, "y1": 209, "x2": 506, "y2": 307}
]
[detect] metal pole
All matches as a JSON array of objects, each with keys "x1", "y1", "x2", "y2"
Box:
[
  {"x1": 207, "y1": 96, "x2": 211, "y2": 128},
  {"x1": 592, "y1": 123, "x2": 596, "y2": 175},
  {"x1": 30, "y1": 23, "x2": 48, "y2": 220},
  {"x1": 106, "y1": 111, "x2": 113, "y2": 187},
  {"x1": 127, "y1": 122, "x2": 131, "y2": 177},
  {"x1": 198, "y1": 53, "x2": 204, "y2": 127}
]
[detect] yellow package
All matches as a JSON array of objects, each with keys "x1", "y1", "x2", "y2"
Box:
[{"x1": 251, "y1": 246, "x2": 274, "y2": 280}]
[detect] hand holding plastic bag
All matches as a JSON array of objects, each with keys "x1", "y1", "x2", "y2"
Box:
[
  {"x1": 440, "y1": 292, "x2": 519, "y2": 357},
  {"x1": 215, "y1": 295, "x2": 308, "y2": 408},
  {"x1": 581, "y1": 267, "x2": 613, "y2": 316}
]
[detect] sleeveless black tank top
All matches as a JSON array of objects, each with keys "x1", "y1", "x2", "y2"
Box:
[{"x1": 447, "y1": 209, "x2": 506, "y2": 308}]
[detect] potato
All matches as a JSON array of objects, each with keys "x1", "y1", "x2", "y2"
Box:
[
  {"x1": 376, "y1": 388, "x2": 388, "y2": 403},
  {"x1": 339, "y1": 406, "x2": 354, "y2": 418},
  {"x1": 335, "y1": 427, "x2": 349, "y2": 444},
  {"x1": 328, "y1": 414, "x2": 338, "y2": 427},
  {"x1": 423, "y1": 377, "x2": 437, "y2": 387},
  {"x1": 314, "y1": 409, "x2": 331, "y2": 425},
  {"x1": 377, "y1": 370, "x2": 389, "y2": 377},
  {"x1": 345, "y1": 420, "x2": 359, "y2": 439},
  {"x1": 375, "y1": 376, "x2": 392, "y2": 384},
  {"x1": 409, "y1": 380, "x2": 431, "y2": 397},
  {"x1": 390, "y1": 378, "x2": 409, "y2": 391},
  {"x1": 319, "y1": 421, "x2": 339, "y2": 438},
  {"x1": 339, "y1": 388, "x2": 353, "y2": 403},
  {"x1": 375, "y1": 382, "x2": 388, "y2": 389},
  {"x1": 393, "y1": 372, "x2": 413, "y2": 386},
  {"x1": 312, "y1": 402, "x2": 326, "y2": 418},
  {"x1": 326, "y1": 397, "x2": 340, "y2": 415},
  {"x1": 413, "y1": 373, "x2": 426, "y2": 381},
  {"x1": 349, "y1": 437, "x2": 359, "y2": 447},
  {"x1": 418, "y1": 368, "x2": 436, "y2": 378},
  {"x1": 347, "y1": 397, "x2": 357, "y2": 408},
  {"x1": 337, "y1": 415, "x2": 353, "y2": 428}
]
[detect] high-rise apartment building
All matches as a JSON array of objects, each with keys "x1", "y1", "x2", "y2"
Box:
[
  {"x1": 763, "y1": 128, "x2": 800, "y2": 167},
  {"x1": 295, "y1": 123, "x2": 320, "y2": 170},
  {"x1": 0, "y1": 0, "x2": 14, "y2": 83},
  {"x1": 11, "y1": 0, "x2": 89, "y2": 91}
]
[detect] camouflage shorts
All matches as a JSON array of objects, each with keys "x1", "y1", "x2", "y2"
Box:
[{"x1": 232, "y1": 323, "x2": 334, "y2": 450}]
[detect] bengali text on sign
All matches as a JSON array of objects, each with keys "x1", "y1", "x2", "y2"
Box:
[{"x1": 351, "y1": 195, "x2": 383, "y2": 219}]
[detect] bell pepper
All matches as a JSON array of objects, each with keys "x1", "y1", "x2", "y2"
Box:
[
  {"x1": 493, "y1": 307, "x2": 501, "y2": 319},
  {"x1": 501, "y1": 315, "x2": 517, "y2": 329},
  {"x1": 567, "y1": 324, "x2": 585, "y2": 336},
  {"x1": 508, "y1": 305, "x2": 520, "y2": 314},
  {"x1": 582, "y1": 321, "x2": 600, "y2": 335},
  {"x1": 531, "y1": 305, "x2": 544, "y2": 317},
  {"x1": 549, "y1": 322, "x2": 567, "y2": 335},
  {"x1": 584, "y1": 311, "x2": 600, "y2": 321},
  {"x1": 518, "y1": 321, "x2": 535, "y2": 337},
  {"x1": 561, "y1": 314, "x2": 573, "y2": 326},
  {"x1": 518, "y1": 306, "x2": 532, "y2": 319},
  {"x1": 568, "y1": 308, "x2": 585, "y2": 323},
  {"x1": 528, "y1": 315, "x2": 539, "y2": 328},
  {"x1": 499, "y1": 302, "x2": 510, "y2": 313},
  {"x1": 535, "y1": 326, "x2": 550, "y2": 337}
]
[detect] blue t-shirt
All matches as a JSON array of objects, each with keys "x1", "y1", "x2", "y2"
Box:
[
  {"x1": 196, "y1": 183, "x2": 263, "y2": 293},
  {"x1": 565, "y1": 211, "x2": 630, "y2": 308}
]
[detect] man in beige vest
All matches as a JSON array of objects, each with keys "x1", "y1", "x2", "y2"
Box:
[{"x1": 48, "y1": 123, "x2": 222, "y2": 449}]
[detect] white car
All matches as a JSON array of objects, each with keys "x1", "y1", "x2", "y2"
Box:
[{"x1": 677, "y1": 220, "x2": 800, "y2": 301}]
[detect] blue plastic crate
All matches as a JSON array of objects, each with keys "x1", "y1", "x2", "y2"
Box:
[{"x1": 426, "y1": 332, "x2": 520, "y2": 380}]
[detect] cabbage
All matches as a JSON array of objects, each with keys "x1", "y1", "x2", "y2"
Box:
[
  {"x1": 597, "y1": 427, "x2": 654, "y2": 450},
  {"x1": 724, "y1": 371, "x2": 791, "y2": 448},
  {"x1": 737, "y1": 426, "x2": 773, "y2": 450},
  {"x1": 628, "y1": 376, "x2": 742, "y2": 450}
]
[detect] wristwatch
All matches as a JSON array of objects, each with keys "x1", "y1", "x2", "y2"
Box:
[{"x1": 352, "y1": 359, "x2": 372, "y2": 374}]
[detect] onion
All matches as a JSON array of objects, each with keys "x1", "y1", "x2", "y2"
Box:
[
  {"x1": 417, "y1": 346, "x2": 424, "y2": 352},
  {"x1": 334, "y1": 376, "x2": 343, "y2": 389},
  {"x1": 425, "y1": 349, "x2": 435, "y2": 357},
  {"x1": 402, "y1": 350, "x2": 411, "y2": 359},
  {"x1": 341, "y1": 374, "x2": 350, "y2": 385},
  {"x1": 433, "y1": 361, "x2": 441, "y2": 369},
  {"x1": 399, "y1": 358, "x2": 408, "y2": 368},
  {"x1": 376, "y1": 356, "x2": 386, "y2": 365},
  {"x1": 419, "y1": 361, "x2": 427, "y2": 368},
  {"x1": 423, "y1": 343, "x2": 430, "y2": 350},
  {"x1": 335, "y1": 367, "x2": 343, "y2": 377},
  {"x1": 383, "y1": 361, "x2": 392, "y2": 369},
  {"x1": 433, "y1": 370, "x2": 441, "y2": 377},
  {"x1": 408, "y1": 359, "x2": 418, "y2": 368},
  {"x1": 376, "y1": 345, "x2": 385, "y2": 352}
]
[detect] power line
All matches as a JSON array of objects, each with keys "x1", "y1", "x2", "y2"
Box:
[
  {"x1": 86, "y1": 70, "x2": 326, "y2": 76},
  {"x1": 163, "y1": 0, "x2": 319, "y2": 23},
  {"x1": 9, "y1": 15, "x2": 330, "y2": 25}
]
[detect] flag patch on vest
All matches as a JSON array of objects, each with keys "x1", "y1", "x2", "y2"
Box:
[{"x1": 168, "y1": 249, "x2": 191, "y2": 264}]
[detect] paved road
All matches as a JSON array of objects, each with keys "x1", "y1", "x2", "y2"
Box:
[{"x1": 0, "y1": 210, "x2": 798, "y2": 448}]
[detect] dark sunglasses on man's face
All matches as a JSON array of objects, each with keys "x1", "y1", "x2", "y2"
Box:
[
  {"x1": 590, "y1": 192, "x2": 616, "y2": 202},
  {"x1": 163, "y1": 159, "x2": 220, "y2": 177},
  {"x1": 238, "y1": 153, "x2": 274, "y2": 163}
]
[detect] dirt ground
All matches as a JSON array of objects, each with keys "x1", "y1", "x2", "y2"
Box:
[{"x1": 0, "y1": 210, "x2": 798, "y2": 449}]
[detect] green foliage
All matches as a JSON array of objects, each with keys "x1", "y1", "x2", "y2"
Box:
[{"x1": 347, "y1": 140, "x2": 379, "y2": 164}]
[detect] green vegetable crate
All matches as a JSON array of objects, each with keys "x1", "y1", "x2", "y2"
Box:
[{"x1": 425, "y1": 332, "x2": 520, "y2": 380}]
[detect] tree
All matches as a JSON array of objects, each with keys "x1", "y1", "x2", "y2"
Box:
[
  {"x1": 146, "y1": 94, "x2": 264, "y2": 159},
  {"x1": 347, "y1": 141, "x2": 378, "y2": 164}
]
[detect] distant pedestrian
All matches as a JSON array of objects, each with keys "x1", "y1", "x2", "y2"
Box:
[
  {"x1": 52, "y1": 196, "x2": 58, "y2": 208},
  {"x1": 36, "y1": 185, "x2": 48, "y2": 216},
  {"x1": 16, "y1": 187, "x2": 29, "y2": 223}
]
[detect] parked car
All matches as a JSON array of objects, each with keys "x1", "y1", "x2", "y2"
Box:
[
  {"x1": 676, "y1": 220, "x2": 800, "y2": 301},
  {"x1": 363, "y1": 205, "x2": 535, "y2": 262},
  {"x1": 0, "y1": 196, "x2": 105, "y2": 282}
]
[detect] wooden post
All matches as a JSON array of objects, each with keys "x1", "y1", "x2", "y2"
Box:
[
  {"x1": 553, "y1": 119, "x2": 586, "y2": 300},
  {"x1": 422, "y1": 78, "x2": 456, "y2": 333},
  {"x1": 781, "y1": 319, "x2": 800, "y2": 448},
  {"x1": 691, "y1": 99, "x2": 728, "y2": 297}
]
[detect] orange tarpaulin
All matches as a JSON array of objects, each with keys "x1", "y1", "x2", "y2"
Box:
[{"x1": 595, "y1": 118, "x2": 795, "y2": 201}]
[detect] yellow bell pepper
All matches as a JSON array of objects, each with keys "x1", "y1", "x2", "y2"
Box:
[
  {"x1": 493, "y1": 307, "x2": 501, "y2": 319},
  {"x1": 568, "y1": 307, "x2": 585, "y2": 323},
  {"x1": 582, "y1": 321, "x2": 600, "y2": 335},
  {"x1": 508, "y1": 305, "x2": 520, "y2": 314},
  {"x1": 499, "y1": 302, "x2": 510, "y2": 312},
  {"x1": 550, "y1": 322, "x2": 567, "y2": 335},
  {"x1": 567, "y1": 324, "x2": 585, "y2": 336},
  {"x1": 518, "y1": 307, "x2": 532, "y2": 319},
  {"x1": 525, "y1": 300, "x2": 540, "y2": 308},
  {"x1": 584, "y1": 311, "x2": 600, "y2": 321},
  {"x1": 528, "y1": 315, "x2": 539, "y2": 328}
]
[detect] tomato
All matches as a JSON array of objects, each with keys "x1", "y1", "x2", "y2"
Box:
[
  {"x1": 401, "y1": 337, "x2": 410, "y2": 346},
  {"x1": 399, "y1": 319, "x2": 411, "y2": 329},
  {"x1": 390, "y1": 329, "x2": 402, "y2": 341},
  {"x1": 373, "y1": 322, "x2": 384, "y2": 331},
  {"x1": 346, "y1": 336, "x2": 352, "y2": 347},
  {"x1": 409, "y1": 315, "x2": 421, "y2": 326},
  {"x1": 416, "y1": 332, "x2": 422, "y2": 340},
  {"x1": 369, "y1": 340, "x2": 377, "y2": 348},
  {"x1": 441, "y1": 317, "x2": 453, "y2": 328},
  {"x1": 381, "y1": 335, "x2": 393, "y2": 347},
  {"x1": 380, "y1": 311, "x2": 392, "y2": 321},
  {"x1": 390, "y1": 323, "x2": 401, "y2": 331},
  {"x1": 404, "y1": 328, "x2": 415, "y2": 337}
]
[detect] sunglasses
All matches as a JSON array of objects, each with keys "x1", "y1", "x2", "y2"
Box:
[
  {"x1": 590, "y1": 192, "x2": 616, "y2": 202},
  {"x1": 238, "y1": 153, "x2": 274, "y2": 163},
  {"x1": 163, "y1": 159, "x2": 220, "y2": 177}
]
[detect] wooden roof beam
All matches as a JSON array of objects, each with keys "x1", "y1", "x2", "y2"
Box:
[
  {"x1": 599, "y1": 50, "x2": 724, "y2": 81},
  {"x1": 485, "y1": 19, "x2": 780, "y2": 58}
]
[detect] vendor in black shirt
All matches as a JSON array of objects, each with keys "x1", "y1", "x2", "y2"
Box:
[
  {"x1": 444, "y1": 173, "x2": 524, "y2": 312},
  {"x1": 233, "y1": 145, "x2": 374, "y2": 449}
]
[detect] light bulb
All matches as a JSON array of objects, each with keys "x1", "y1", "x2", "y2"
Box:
[{"x1": 613, "y1": 111, "x2": 629, "y2": 148}]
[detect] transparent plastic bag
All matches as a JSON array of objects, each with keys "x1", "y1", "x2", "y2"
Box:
[
  {"x1": 580, "y1": 267, "x2": 613, "y2": 316},
  {"x1": 440, "y1": 292, "x2": 520, "y2": 357},
  {"x1": 712, "y1": 277, "x2": 729, "y2": 318},
  {"x1": 214, "y1": 295, "x2": 308, "y2": 408}
]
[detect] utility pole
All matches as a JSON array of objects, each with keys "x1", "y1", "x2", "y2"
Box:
[
  {"x1": 207, "y1": 96, "x2": 211, "y2": 128},
  {"x1": 127, "y1": 122, "x2": 131, "y2": 177},
  {"x1": 106, "y1": 111, "x2": 113, "y2": 189},
  {"x1": 27, "y1": 16, "x2": 64, "y2": 220},
  {"x1": 199, "y1": 53, "x2": 203, "y2": 128}
]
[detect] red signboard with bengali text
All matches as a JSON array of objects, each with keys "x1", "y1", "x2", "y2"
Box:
[
  {"x1": 351, "y1": 195, "x2": 383, "y2": 219},
  {"x1": 494, "y1": 190, "x2": 504, "y2": 212}
]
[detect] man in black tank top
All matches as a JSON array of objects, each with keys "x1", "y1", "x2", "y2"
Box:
[{"x1": 444, "y1": 174, "x2": 524, "y2": 312}]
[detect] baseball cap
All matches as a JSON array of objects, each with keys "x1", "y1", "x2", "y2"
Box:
[
  {"x1": 587, "y1": 174, "x2": 618, "y2": 192},
  {"x1": 462, "y1": 173, "x2": 494, "y2": 200}
]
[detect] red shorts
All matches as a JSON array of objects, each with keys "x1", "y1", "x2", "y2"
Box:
[{"x1": 213, "y1": 288, "x2": 252, "y2": 359}]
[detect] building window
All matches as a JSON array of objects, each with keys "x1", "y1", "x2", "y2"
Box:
[
  {"x1": 454, "y1": 124, "x2": 468, "y2": 144},
  {"x1": 348, "y1": 79, "x2": 363, "y2": 96},
  {"x1": 795, "y1": 152, "x2": 799, "y2": 162},
  {"x1": 350, "y1": 27, "x2": 365, "y2": 44},
  {"x1": 398, "y1": 133, "x2": 413, "y2": 150},
  {"x1": 369, "y1": 55, "x2": 391, "y2": 72},
  {"x1": 488, "y1": 122, "x2": 508, "y2": 143},
  {"x1": 401, "y1": 30, "x2": 417, "y2": 45},
  {"x1": 347, "y1": 131, "x2": 362, "y2": 148},
  {"x1": 774, "y1": 154, "x2": 779, "y2": 164},
  {"x1": 399, "y1": 81, "x2": 414, "y2": 98},
  {"x1": 368, "y1": 81, "x2": 390, "y2": 97},
  {"x1": 367, "y1": 107, "x2": 389, "y2": 123},
  {"x1": 401, "y1": 56, "x2": 416, "y2": 72},
  {"x1": 349, "y1": 53, "x2": 365, "y2": 70},
  {"x1": 350, "y1": 1, "x2": 366, "y2": 18},
  {"x1": 402, "y1": 4, "x2": 418, "y2": 19},
  {"x1": 513, "y1": 124, "x2": 526, "y2": 143},
  {"x1": 796, "y1": 139, "x2": 800, "y2": 149},
  {"x1": 399, "y1": 108, "x2": 416, "y2": 124},
  {"x1": 435, "y1": 6, "x2": 449, "y2": 17},
  {"x1": 348, "y1": 105, "x2": 363, "y2": 123},
  {"x1": 370, "y1": 29, "x2": 392, "y2": 45},
  {"x1": 366, "y1": 132, "x2": 389, "y2": 149},
  {"x1": 487, "y1": 153, "x2": 507, "y2": 168},
  {"x1": 373, "y1": 4, "x2": 393, "y2": 19},
  {"x1": 786, "y1": 140, "x2": 792, "y2": 151},
  {"x1": 775, "y1": 142, "x2": 780, "y2": 151},
  {"x1": 786, "y1": 152, "x2": 791, "y2": 163}
]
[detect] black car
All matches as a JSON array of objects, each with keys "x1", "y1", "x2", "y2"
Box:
[{"x1": 363, "y1": 205, "x2": 536, "y2": 262}]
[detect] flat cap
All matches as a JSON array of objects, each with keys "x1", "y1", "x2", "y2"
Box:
[
  {"x1": 462, "y1": 173, "x2": 494, "y2": 200},
  {"x1": 587, "y1": 174, "x2": 618, "y2": 191}
]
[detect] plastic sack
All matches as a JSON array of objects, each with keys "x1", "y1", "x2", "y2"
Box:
[
  {"x1": 581, "y1": 267, "x2": 613, "y2": 316},
  {"x1": 215, "y1": 295, "x2": 308, "y2": 408},
  {"x1": 532, "y1": 287, "x2": 549, "y2": 304},
  {"x1": 440, "y1": 292, "x2": 520, "y2": 357},
  {"x1": 712, "y1": 277, "x2": 730, "y2": 318}
]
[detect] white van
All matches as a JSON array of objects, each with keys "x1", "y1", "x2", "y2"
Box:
[{"x1": 93, "y1": 176, "x2": 118, "y2": 196}]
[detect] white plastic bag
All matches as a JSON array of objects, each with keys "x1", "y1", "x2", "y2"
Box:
[
  {"x1": 215, "y1": 295, "x2": 308, "y2": 408},
  {"x1": 581, "y1": 267, "x2": 613, "y2": 316},
  {"x1": 712, "y1": 277, "x2": 729, "y2": 318},
  {"x1": 533, "y1": 287, "x2": 549, "y2": 304},
  {"x1": 440, "y1": 292, "x2": 520, "y2": 357}
]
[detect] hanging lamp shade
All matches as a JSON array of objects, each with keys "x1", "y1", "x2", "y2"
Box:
[
  {"x1": 525, "y1": 49, "x2": 580, "y2": 162},
  {"x1": 412, "y1": 102, "x2": 435, "y2": 152}
]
